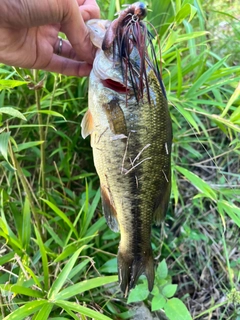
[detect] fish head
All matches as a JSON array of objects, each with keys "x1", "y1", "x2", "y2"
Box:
[
  {"x1": 87, "y1": 18, "x2": 132, "y2": 95},
  {"x1": 87, "y1": 2, "x2": 165, "y2": 102}
]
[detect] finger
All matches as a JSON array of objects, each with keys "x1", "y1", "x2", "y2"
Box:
[
  {"x1": 61, "y1": 2, "x2": 96, "y2": 64},
  {"x1": 54, "y1": 38, "x2": 79, "y2": 61},
  {"x1": 77, "y1": 0, "x2": 100, "y2": 21},
  {"x1": 41, "y1": 54, "x2": 92, "y2": 77}
]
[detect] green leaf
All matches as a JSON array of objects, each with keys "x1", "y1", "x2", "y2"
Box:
[
  {"x1": 100, "y1": 258, "x2": 117, "y2": 273},
  {"x1": 0, "y1": 217, "x2": 9, "y2": 234},
  {"x1": 68, "y1": 259, "x2": 91, "y2": 280},
  {"x1": 172, "y1": 168, "x2": 179, "y2": 206},
  {"x1": 176, "y1": 31, "x2": 208, "y2": 44},
  {"x1": 218, "y1": 200, "x2": 240, "y2": 228},
  {"x1": 0, "y1": 284, "x2": 43, "y2": 298},
  {"x1": 174, "y1": 103, "x2": 200, "y2": 133},
  {"x1": 162, "y1": 284, "x2": 178, "y2": 298},
  {"x1": 107, "y1": 0, "x2": 116, "y2": 20},
  {"x1": 55, "y1": 300, "x2": 113, "y2": 320},
  {"x1": 151, "y1": 294, "x2": 166, "y2": 312},
  {"x1": 22, "y1": 197, "x2": 31, "y2": 249},
  {"x1": 230, "y1": 105, "x2": 240, "y2": 123},
  {"x1": 0, "y1": 132, "x2": 10, "y2": 162},
  {"x1": 13, "y1": 141, "x2": 44, "y2": 153},
  {"x1": 176, "y1": 4, "x2": 197, "y2": 23},
  {"x1": 0, "y1": 160, "x2": 15, "y2": 172},
  {"x1": 48, "y1": 247, "x2": 83, "y2": 300},
  {"x1": 58, "y1": 306, "x2": 80, "y2": 320},
  {"x1": 26, "y1": 110, "x2": 66, "y2": 120},
  {"x1": 34, "y1": 302, "x2": 53, "y2": 320},
  {"x1": 157, "y1": 259, "x2": 168, "y2": 279},
  {"x1": 185, "y1": 57, "x2": 228, "y2": 98},
  {"x1": 0, "y1": 107, "x2": 27, "y2": 120},
  {"x1": 34, "y1": 226, "x2": 49, "y2": 292},
  {"x1": 43, "y1": 222, "x2": 64, "y2": 247},
  {"x1": 54, "y1": 243, "x2": 92, "y2": 263},
  {"x1": 41, "y1": 199, "x2": 78, "y2": 238},
  {"x1": 223, "y1": 81, "x2": 240, "y2": 118},
  {"x1": 0, "y1": 79, "x2": 27, "y2": 90},
  {"x1": 163, "y1": 31, "x2": 178, "y2": 53},
  {"x1": 164, "y1": 298, "x2": 192, "y2": 320},
  {"x1": 48, "y1": 318, "x2": 70, "y2": 320},
  {"x1": 0, "y1": 251, "x2": 15, "y2": 265},
  {"x1": 185, "y1": 109, "x2": 240, "y2": 133},
  {"x1": 175, "y1": 166, "x2": 217, "y2": 201},
  {"x1": 81, "y1": 188, "x2": 101, "y2": 237},
  {"x1": 127, "y1": 282, "x2": 149, "y2": 304},
  {"x1": 55, "y1": 275, "x2": 118, "y2": 300},
  {"x1": 2, "y1": 300, "x2": 47, "y2": 320}
]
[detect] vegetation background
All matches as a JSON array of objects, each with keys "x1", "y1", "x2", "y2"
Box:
[{"x1": 0, "y1": 0, "x2": 239, "y2": 319}]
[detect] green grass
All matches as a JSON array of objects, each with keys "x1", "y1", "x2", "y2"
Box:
[{"x1": 0, "y1": 0, "x2": 240, "y2": 319}]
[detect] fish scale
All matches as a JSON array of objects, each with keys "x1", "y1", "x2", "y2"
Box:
[{"x1": 81, "y1": 8, "x2": 172, "y2": 296}]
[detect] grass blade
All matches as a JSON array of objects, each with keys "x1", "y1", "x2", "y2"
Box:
[
  {"x1": 2, "y1": 300, "x2": 47, "y2": 320},
  {"x1": 218, "y1": 200, "x2": 240, "y2": 228},
  {"x1": 55, "y1": 275, "x2": 118, "y2": 300},
  {"x1": 0, "y1": 252, "x2": 15, "y2": 265},
  {"x1": 0, "y1": 79, "x2": 27, "y2": 90},
  {"x1": 0, "y1": 107, "x2": 26, "y2": 120},
  {"x1": 41, "y1": 199, "x2": 78, "y2": 238},
  {"x1": 34, "y1": 303, "x2": 53, "y2": 320},
  {"x1": 34, "y1": 226, "x2": 49, "y2": 291},
  {"x1": 48, "y1": 247, "x2": 82, "y2": 300},
  {"x1": 55, "y1": 300, "x2": 113, "y2": 320},
  {"x1": 0, "y1": 132, "x2": 11, "y2": 164},
  {"x1": 175, "y1": 166, "x2": 217, "y2": 201},
  {"x1": 0, "y1": 284, "x2": 43, "y2": 298},
  {"x1": 22, "y1": 197, "x2": 31, "y2": 250},
  {"x1": 185, "y1": 56, "x2": 228, "y2": 98}
]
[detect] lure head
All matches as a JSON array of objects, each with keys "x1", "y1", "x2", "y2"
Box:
[{"x1": 86, "y1": 2, "x2": 164, "y2": 103}]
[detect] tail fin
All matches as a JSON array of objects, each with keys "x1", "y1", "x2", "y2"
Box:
[{"x1": 117, "y1": 248, "x2": 155, "y2": 297}]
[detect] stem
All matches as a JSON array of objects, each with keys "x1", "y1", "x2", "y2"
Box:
[
  {"x1": 33, "y1": 70, "x2": 46, "y2": 209},
  {"x1": 45, "y1": 74, "x2": 57, "y2": 140},
  {"x1": 0, "y1": 293, "x2": 5, "y2": 318}
]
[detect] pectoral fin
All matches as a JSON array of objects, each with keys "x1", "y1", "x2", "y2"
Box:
[
  {"x1": 81, "y1": 109, "x2": 94, "y2": 139},
  {"x1": 101, "y1": 185, "x2": 119, "y2": 232}
]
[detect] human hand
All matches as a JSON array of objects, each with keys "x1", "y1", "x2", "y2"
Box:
[{"x1": 0, "y1": 0, "x2": 100, "y2": 76}]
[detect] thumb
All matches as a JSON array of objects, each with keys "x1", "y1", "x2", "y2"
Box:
[{"x1": 61, "y1": 4, "x2": 96, "y2": 64}]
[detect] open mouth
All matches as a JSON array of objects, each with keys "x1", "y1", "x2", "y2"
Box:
[{"x1": 101, "y1": 79, "x2": 129, "y2": 93}]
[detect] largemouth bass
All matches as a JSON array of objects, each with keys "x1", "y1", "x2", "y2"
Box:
[{"x1": 81, "y1": 2, "x2": 172, "y2": 296}]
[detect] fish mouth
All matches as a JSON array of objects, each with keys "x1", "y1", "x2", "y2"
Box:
[{"x1": 101, "y1": 79, "x2": 129, "y2": 94}]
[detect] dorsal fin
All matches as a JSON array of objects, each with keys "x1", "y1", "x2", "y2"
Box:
[{"x1": 81, "y1": 109, "x2": 94, "y2": 139}]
